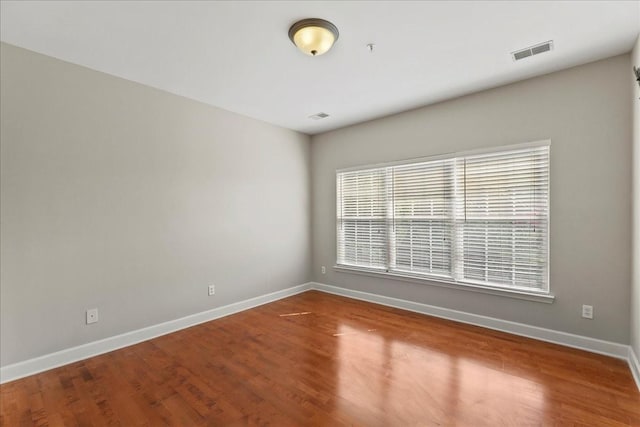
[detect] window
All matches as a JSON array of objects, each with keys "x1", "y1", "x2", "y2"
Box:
[{"x1": 336, "y1": 142, "x2": 549, "y2": 293}]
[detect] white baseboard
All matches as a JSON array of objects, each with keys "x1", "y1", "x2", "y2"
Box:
[
  {"x1": 0, "y1": 283, "x2": 313, "y2": 384},
  {"x1": 3, "y1": 281, "x2": 638, "y2": 393},
  {"x1": 629, "y1": 347, "x2": 640, "y2": 392},
  {"x1": 309, "y1": 282, "x2": 630, "y2": 360}
]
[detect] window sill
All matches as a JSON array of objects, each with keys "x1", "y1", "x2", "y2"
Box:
[{"x1": 332, "y1": 265, "x2": 555, "y2": 304}]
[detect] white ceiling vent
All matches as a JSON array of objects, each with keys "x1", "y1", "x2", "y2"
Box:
[
  {"x1": 512, "y1": 41, "x2": 553, "y2": 61},
  {"x1": 309, "y1": 112, "x2": 330, "y2": 120}
]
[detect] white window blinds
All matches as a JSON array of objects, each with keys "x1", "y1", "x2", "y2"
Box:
[
  {"x1": 391, "y1": 159, "x2": 456, "y2": 277},
  {"x1": 336, "y1": 168, "x2": 390, "y2": 269},
  {"x1": 457, "y1": 146, "x2": 549, "y2": 290},
  {"x1": 336, "y1": 142, "x2": 550, "y2": 293}
]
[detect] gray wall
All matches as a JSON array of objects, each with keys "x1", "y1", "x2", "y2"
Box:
[
  {"x1": 0, "y1": 43, "x2": 311, "y2": 366},
  {"x1": 1, "y1": 41, "x2": 635, "y2": 368},
  {"x1": 311, "y1": 54, "x2": 632, "y2": 344},
  {"x1": 632, "y1": 35, "x2": 640, "y2": 358}
]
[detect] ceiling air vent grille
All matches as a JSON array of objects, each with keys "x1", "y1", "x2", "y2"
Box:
[
  {"x1": 512, "y1": 41, "x2": 553, "y2": 61},
  {"x1": 309, "y1": 112, "x2": 330, "y2": 120}
]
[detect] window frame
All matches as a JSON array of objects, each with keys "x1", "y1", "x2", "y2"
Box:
[{"x1": 335, "y1": 140, "x2": 553, "y2": 303}]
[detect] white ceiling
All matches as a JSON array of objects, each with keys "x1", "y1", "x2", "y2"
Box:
[{"x1": 1, "y1": 1, "x2": 639, "y2": 135}]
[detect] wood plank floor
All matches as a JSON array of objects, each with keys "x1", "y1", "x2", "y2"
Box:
[{"x1": 1, "y1": 290, "x2": 639, "y2": 426}]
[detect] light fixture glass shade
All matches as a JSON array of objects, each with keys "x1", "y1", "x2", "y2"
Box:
[{"x1": 289, "y1": 18, "x2": 339, "y2": 56}]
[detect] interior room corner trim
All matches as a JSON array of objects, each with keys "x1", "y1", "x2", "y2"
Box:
[
  {"x1": 309, "y1": 282, "x2": 630, "y2": 360},
  {"x1": 629, "y1": 347, "x2": 640, "y2": 392},
  {"x1": 0, "y1": 283, "x2": 313, "y2": 384}
]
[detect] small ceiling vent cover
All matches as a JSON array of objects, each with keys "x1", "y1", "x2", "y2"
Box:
[
  {"x1": 309, "y1": 112, "x2": 330, "y2": 120},
  {"x1": 512, "y1": 40, "x2": 553, "y2": 61}
]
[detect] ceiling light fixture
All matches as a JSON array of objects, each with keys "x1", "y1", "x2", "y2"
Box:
[{"x1": 288, "y1": 18, "x2": 339, "y2": 56}]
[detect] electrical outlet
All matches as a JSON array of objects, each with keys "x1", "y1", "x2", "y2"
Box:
[
  {"x1": 581, "y1": 305, "x2": 593, "y2": 319},
  {"x1": 321, "y1": 266, "x2": 326, "y2": 274},
  {"x1": 86, "y1": 308, "x2": 99, "y2": 324},
  {"x1": 208, "y1": 285, "x2": 215, "y2": 296}
]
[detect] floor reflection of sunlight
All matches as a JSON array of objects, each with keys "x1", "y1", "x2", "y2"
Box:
[
  {"x1": 335, "y1": 324, "x2": 546, "y2": 425},
  {"x1": 454, "y1": 357, "x2": 545, "y2": 425},
  {"x1": 335, "y1": 324, "x2": 387, "y2": 423}
]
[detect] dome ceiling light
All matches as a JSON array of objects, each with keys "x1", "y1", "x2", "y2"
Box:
[{"x1": 288, "y1": 18, "x2": 339, "y2": 56}]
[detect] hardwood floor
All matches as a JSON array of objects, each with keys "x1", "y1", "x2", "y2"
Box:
[{"x1": 1, "y1": 290, "x2": 639, "y2": 426}]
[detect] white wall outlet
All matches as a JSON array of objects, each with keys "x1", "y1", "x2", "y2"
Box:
[
  {"x1": 208, "y1": 285, "x2": 215, "y2": 296},
  {"x1": 581, "y1": 304, "x2": 593, "y2": 319},
  {"x1": 321, "y1": 266, "x2": 326, "y2": 274},
  {"x1": 86, "y1": 308, "x2": 99, "y2": 324}
]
